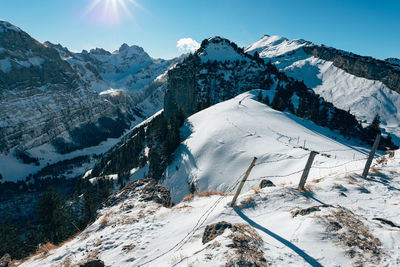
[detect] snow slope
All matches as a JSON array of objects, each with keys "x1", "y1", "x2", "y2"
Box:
[
  {"x1": 19, "y1": 95, "x2": 400, "y2": 265},
  {"x1": 245, "y1": 35, "x2": 309, "y2": 58},
  {"x1": 163, "y1": 91, "x2": 374, "y2": 203},
  {"x1": 245, "y1": 35, "x2": 400, "y2": 143}
]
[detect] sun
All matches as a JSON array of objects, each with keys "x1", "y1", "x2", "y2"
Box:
[{"x1": 85, "y1": 0, "x2": 141, "y2": 25}]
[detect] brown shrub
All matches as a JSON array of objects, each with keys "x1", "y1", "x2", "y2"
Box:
[{"x1": 182, "y1": 191, "x2": 226, "y2": 202}]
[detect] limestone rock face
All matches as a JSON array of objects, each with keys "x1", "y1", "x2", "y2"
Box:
[
  {"x1": 0, "y1": 21, "x2": 124, "y2": 153},
  {"x1": 0, "y1": 20, "x2": 181, "y2": 158}
]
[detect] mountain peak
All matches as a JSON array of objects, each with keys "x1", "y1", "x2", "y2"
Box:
[
  {"x1": 89, "y1": 47, "x2": 111, "y2": 56},
  {"x1": 196, "y1": 36, "x2": 251, "y2": 63},
  {"x1": 118, "y1": 43, "x2": 130, "y2": 52},
  {"x1": 245, "y1": 34, "x2": 309, "y2": 58},
  {"x1": 0, "y1": 20, "x2": 22, "y2": 33}
]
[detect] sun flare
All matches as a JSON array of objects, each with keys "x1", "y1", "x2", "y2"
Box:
[{"x1": 85, "y1": 0, "x2": 141, "y2": 24}]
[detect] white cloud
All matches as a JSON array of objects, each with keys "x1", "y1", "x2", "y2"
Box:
[{"x1": 176, "y1": 38, "x2": 200, "y2": 53}]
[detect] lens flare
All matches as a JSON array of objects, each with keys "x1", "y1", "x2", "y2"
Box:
[{"x1": 84, "y1": 0, "x2": 142, "y2": 25}]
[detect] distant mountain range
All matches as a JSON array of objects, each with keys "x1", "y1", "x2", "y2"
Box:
[{"x1": 0, "y1": 20, "x2": 181, "y2": 181}]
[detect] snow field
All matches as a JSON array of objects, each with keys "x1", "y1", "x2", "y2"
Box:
[
  {"x1": 163, "y1": 91, "x2": 373, "y2": 203},
  {"x1": 20, "y1": 150, "x2": 400, "y2": 266}
]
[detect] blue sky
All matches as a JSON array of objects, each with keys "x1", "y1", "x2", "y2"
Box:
[{"x1": 1, "y1": 0, "x2": 399, "y2": 59}]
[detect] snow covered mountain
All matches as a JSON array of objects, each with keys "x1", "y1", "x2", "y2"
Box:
[
  {"x1": 0, "y1": 20, "x2": 180, "y2": 182},
  {"x1": 245, "y1": 35, "x2": 400, "y2": 143},
  {"x1": 18, "y1": 91, "x2": 400, "y2": 266},
  {"x1": 2, "y1": 27, "x2": 400, "y2": 266},
  {"x1": 163, "y1": 91, "x2": 375, "y2": 202}
]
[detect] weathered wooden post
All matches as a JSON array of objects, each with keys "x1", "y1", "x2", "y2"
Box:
[
  {"x1": 298, "y1": 151, "x2": 318, "y2": 190},
  {"x1": 362, "y1": 133, "x2": 381, "y2": 178},
  {"x1": 230, "y1": 157, "x2": 257, "y2": 207}
]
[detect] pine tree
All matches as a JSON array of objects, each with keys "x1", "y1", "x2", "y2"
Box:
[
  {"x1": 37, "y1": 187, "x2": 72, "y2": 244},
  {"x1": 263, "y1": 95, "x2": 270, "y2": 105},
  {"x1": 296, "y1": 97, "x2": 308, "y2": 118},
  {"x1": 0, "y1": 219, "x2": 26, "y2": 259},
  {"x1": 257, "y1": 90, "x2": 263, "y2": 102}
]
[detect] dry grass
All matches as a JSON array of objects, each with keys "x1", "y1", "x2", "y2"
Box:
[
  {"x1": 31, "y1": 243, "x2": 58, "y2": 261},
  {"x1": 18, "y1": 229, "x2": 85, "y2": 265},
  {"x1": 332, "y1": 183, "x2": 347, "y2": 192},
  {"x1": 168, "y1": 253, "x2": 186, "y2": 265},
  {"x1": 304, "y1": 184, "x2": 314, "y2": 192},
  {"x1": 312, "y1": 178, "x2": 324, "y2": 184},
  {"x1": 93, "y1": 238, "x2": 103, "y2": 247},
  {"x1": 171, "y1": 204, "x2": 194, "y2": 210},
  {"x1": 370, "y1": 166, "x2": 383, "y2": 175},
  {"x1": 345, "y1": 174, "x2": 359, "y2": 184},
  {"x1": 226, "y1": 224, "x2": 267, "y2": 266},
  {"x1": 251, "y1": 186, "x2": 261, "y2": 194},
  {"x1": 182, "y1": 190, "x2": 226, "y2": 202},
  {"x1": 59, "y1": 256, "x2": 73, "y2": 267},
  {"x1": 237, "y1": 195, "x2": 257, "y2": 209},
  {"x1": 99, "y1": 211, "x2": 112, "y2": 229},
  {"x1": 320, "y1": 206, "x2": 384, "y2": 265}
]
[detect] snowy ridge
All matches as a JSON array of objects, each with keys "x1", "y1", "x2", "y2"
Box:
[
  {"x1": 246, "y1": 35, "x2": 400, "y2": 143},
  {"x1": 162, "y1": 91, "x2": 374, "y2": 202},
  {"x1": 245, "y1": 34, "x2": 309, "y2": 58},
  {"x1": 19, "y1": 93, "x2": 400, "y2": 266}
]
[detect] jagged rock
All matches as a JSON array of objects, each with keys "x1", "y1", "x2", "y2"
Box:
[
  {"x1": 104, "y1": 178, "x2": 171, "y2": 207},
  {"x1": 202, "y1": 221, "x2": 232, "y2": 244},
  {"x1": 79, "y1": 259, "x2": 104, "y2": 267},
  {"x1": 259, "y1": 179, "x2": 275, "y2": 188},
  {"x1": 0, "y1": 253, "x2": 11, "y2": 267}
]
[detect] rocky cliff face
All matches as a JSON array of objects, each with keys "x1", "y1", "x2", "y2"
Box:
[
  {"x1": 0, "y1": 20, "x2": 181, "y2": 182},
  {"x1": 165, "y1": 37, "x2": 269, "y2": 117},
  {"x1": 303, "y1": 45, "x2": 400, "y2": 94},
  {"x1": 0, "y1": 21, "x2": 125, "y2": 154}
]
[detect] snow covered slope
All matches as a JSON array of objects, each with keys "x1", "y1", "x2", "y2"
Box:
[
  {"x1": 19, "y1": 107, "x2": 400, "y2": 266},
  {"x1": 162, "y1": 90, "x2": 374, "y2": 203},
  {"x1": 245, "y1": 35, "x2": 310, "y2": 58},
  {"x1": 245, "y1": 35, "x2": 400, "y2": 143}
]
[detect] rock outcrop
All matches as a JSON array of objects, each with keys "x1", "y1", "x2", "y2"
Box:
[
  {"x1": 105, "y1": 178, "x2": 172, "y2": 208},
  {"x1": 164, "y1": 37, "x2": 270, "y2": 117}
]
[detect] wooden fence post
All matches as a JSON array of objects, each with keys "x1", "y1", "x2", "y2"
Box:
[
  {"x1": 298, "y1": 151, "x2": 318, "y2": 190},
  {"x1": 362, "y1": 133, "x2": 381, "y2": 178},
  {"x1": 230, "y1": 157, "x2": 257, "y2": 207}
]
